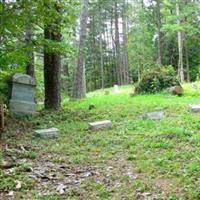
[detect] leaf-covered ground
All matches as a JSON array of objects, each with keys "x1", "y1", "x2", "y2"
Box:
[{"x1": 1, "y1": 84, "x2": 200, "y2": 199}]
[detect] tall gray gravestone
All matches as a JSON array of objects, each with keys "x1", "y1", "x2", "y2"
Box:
[{"x1": 9, "y1": 73, "x2": 37, "y2": 116}]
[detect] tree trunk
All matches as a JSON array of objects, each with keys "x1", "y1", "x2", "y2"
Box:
[
  {"x1": 72, "y1": 0, "x2": 89, "y2": 99},
  {"x1": 99, "y1": 7, "x2": 104, "y2": 89},
  {"x1": 114, "y1": 2, "x2": 122, "y2": 85},
  {"x1": 110, "y1": 8, "x2": 117, "y2": 84},
  {"x1": 0, "y1": 0, "x2": 5, "y2": 45},
  {"x1": 184, "y1": 35, "x2": 190, "y2": 82},
  {"x1": 44, "y1": 27, "x2": 61, "y2": 110},
  {"x1": 25, "y1": 27, "x2": 35, "y2": 78},
  {"x1": 62, "y1": 64, "x2": 69, "y2": 95},
  {"x1": 176, "y1": 3, "x2": 184, "y2": 82},
  {"x1": 156, "y1": 0, "x2": 163, "y2": 65},
  {"x1": 122, "y1": 0, "x2": 130, "y2": 84}
]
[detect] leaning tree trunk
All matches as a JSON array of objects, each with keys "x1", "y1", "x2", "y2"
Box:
[
  {"x1": 25, "y1": 27, "x2": 35, "y2": 78},
  {"x1": 44, "y1": 26, "x2": 62, "y2": 110},
  {"x1": 176, "y1": 3, "x2": 184, "y2": 82},
  {"x1": 72, "y1": 0, "x2": 89, "y2": 99}
]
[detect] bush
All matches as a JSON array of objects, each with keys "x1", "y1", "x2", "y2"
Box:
[
  {"x1": 135, "y1": 65, "x2": 180, "y2": 94},
  {"x1": 0, "y1": 71, "x2": 12, "y2": 103},
  {"x1": 0, "y1": 67, "x2": 24, "y2": 103}
]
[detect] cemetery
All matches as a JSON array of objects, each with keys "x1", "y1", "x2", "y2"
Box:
[
  {"x1": 1, "y1": 83, "x2": 200, "y2": 199},
  {"x1": 1, "y1": 0, "x2": 200, "y2": 199}
]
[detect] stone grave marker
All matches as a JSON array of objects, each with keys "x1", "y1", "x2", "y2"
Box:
[
  {"x1": 34, "y1": 128, "x2": 59, "y2": 138},
  {"x1": 143, "y1": 111, "x2": 165, "y2": 120},
  {"x1": 9, "y1": 73, "x2": 37, "y2": 116},
  {"x1": 192, "y1": 83, "x2": 198, "y2": 89},
  {"x1": 189, "y1": 105, "x2": 200, "y2": 112},
  {"x1": 113, "y1": 85, "x2": 119, "y2": 93},
  {"x1": 89, "y1": 120, "x2": 112, "y2": 130}
]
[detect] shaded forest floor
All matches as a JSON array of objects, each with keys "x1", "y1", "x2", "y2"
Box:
[{"x1": 1, "y1": 84, "x2": 200, "y2": 199}]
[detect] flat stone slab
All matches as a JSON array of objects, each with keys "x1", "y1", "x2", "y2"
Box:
[
  {"x1": 143, "y1": 111, "x2": 165, "y2": 120},
  {"x1": 34, "y1": 128, "x2": 59, "y2": 138},
  {"x1": 89, "y1": 120, "x2": 112, "y2": 130},
  {"x1": 189, "y1": 105, "x2": 200, "y2": 112}
]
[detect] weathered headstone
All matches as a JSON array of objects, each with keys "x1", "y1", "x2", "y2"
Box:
[
  {"x1": 143, "y1": 111, "x2": 165, "y2": 120},
  {"x1": 113, "y1": 85, "x2": 119, "y2": 93},
  {"x1": 34, "y1": 128, "x2": 59, "y2": 138},
  {"x1": 89, "y1": 120, "x2": 112, "y2": 130},
  {"x1": 9, "y1": 73, "x2": 37, "y2": 116},
  {"x1": 192, "y1": 83, "x2": 198, "y2": 89},
  {"x1": 189, "y1": 105, "x2": 200, "y2": 112}
]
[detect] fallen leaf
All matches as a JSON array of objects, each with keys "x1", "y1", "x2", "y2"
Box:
[
  {"x1": 15, "y1": 180, "x2": 22, "y2": 189},
  {"x1": 56, "y1": 184, "x2": 66, "y2": 194},
  {"x1": 6, "y1": 191, "x2": 14, "y2": 197}
]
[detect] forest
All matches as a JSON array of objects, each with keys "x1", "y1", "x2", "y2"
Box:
[{"x1": 1, "y1": 0, "x2": 200, "y2": 199}]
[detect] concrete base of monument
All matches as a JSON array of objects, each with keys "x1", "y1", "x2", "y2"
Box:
[{"x1": 10, "y1": 100, "x2": 38, "y2": 116}]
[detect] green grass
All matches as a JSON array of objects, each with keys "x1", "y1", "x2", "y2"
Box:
[{"x1": 2, "y1": 83, "x2": 200, "y2": 199}]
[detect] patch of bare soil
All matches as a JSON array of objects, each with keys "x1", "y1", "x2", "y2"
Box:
[
  {"x1": 29, "y1": 158, "x2": 101, "y2": 196},
  {"x1": 105, "y1": 157, "x2": 159, "y2": 200},
  {"x1": 1, "y1": 145, "x2": 163, "y2": 199}
]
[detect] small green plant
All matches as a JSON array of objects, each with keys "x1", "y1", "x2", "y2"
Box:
[
  {"x1": 135, "y1": 65, "x2": 180, "y2": 94},
  {"x1": 0, "y1": 67, "x2": 24, "y2": 103}
]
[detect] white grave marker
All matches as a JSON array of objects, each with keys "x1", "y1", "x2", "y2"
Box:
[
  {"x1": 113, "y1": 85, "x2": 119, "y2": 93},
  {"x1": 189, "y1": 105, "x2": 200, "y2": 112}
]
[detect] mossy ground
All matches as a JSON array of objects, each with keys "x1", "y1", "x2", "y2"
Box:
[{"x1": 1, "y1": 83, "x2": 200, "y2": 199}]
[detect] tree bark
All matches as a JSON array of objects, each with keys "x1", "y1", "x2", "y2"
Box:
[
  {"x1": 62, "y1": 64, "x2": 69, "y2": 95},
  {"x1": 114, "y1": 2, "x2": 123, "y2": 85},
  {"x1": 72, "y1": 0, "x2": 89, "y2": 99},
  {"x1": 176, "y1": 3, "x2": 184, "y2": 82},
  {"x1": 184, "y1": 34, "x2": 190, "y2": 82},
  {"x1": 99, "y1": 6, "x2": 104, "y2": 89},
  {"x1": 155, "y1": 0, "x2": 163, "y2": 65},
  {"x1": 110, "y1": 8, "x2": 117, "y2": 84},
  {"x1": 0, "y1": 0, "x2": 5, "y2": 45},
  {"x1": 44, "y1": 27, "x2": 61, "y2": 110},
  {"x1": 25, "y1": 27, "x2": 35, "y2": 78},
  {"x1": 122, "y1": 0, "x2": 130, "y2": 84}
]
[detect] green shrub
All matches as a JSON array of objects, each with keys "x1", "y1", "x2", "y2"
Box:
[
  {"x1": 0, "y1": 71, "x2": 12, "y2": 103},
  {"x1": 0, "y1": 67, "x2": 24, "y2": 103},
  {"x1": 135, "y1": 65, "x2": 180, "y2": 94}
]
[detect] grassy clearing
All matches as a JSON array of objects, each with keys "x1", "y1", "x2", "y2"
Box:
[{"x1": 1, "y1": 83, "x2": 200, "y2": 199}]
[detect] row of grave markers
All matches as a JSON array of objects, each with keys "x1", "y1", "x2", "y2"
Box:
[
  {"x1": 34, "y1": 107, "x2": 200, "y2": 139},
  {"x1": 6, "y1": 73, "x2": 200, "y2": 138}
]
